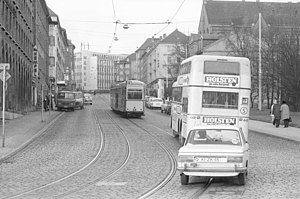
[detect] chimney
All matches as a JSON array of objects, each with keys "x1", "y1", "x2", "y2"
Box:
[{"x1": 163, "y1": 33, "x2": 166, "y2": 38}]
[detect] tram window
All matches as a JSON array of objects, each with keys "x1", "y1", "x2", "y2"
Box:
[
  {"x1": 204, "y1": 61, "x2": 240, "y2": 75},
  {"x1": 128, "y1": 89, "x2": 143, "y2": 99},
  {"x1": 202, "y1": 91, "x2": 238, "y2": 109}
]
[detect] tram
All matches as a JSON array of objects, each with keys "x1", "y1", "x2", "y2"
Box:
[{"x1": 110, "y1": 80, "x2": 145, "y2": 117}]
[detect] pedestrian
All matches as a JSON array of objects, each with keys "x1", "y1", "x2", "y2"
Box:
[
  {"x1": 280, "y1": 100, "x2": 290, "y2": 128},
  {"x1": 271, "y1": 100, "x2": 281, "y2": 127}
]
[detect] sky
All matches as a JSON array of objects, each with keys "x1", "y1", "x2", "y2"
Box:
[{"x1": 45, "y1": 0, "x2": 300, "y2": 55}]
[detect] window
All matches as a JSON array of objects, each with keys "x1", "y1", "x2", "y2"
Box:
[
  {"x1": 186, "y1": 129, "x2": 241, "y2": 146},
  {"x1": 179, "y1": 61, "x2": 191, "y2": 75},
  {"x1": 182, "y1": 97, "x2": 188, "y2": 113},
  {"x1": 172, "y1": 87, "x2": 182, "y2": 103},
  {"x1": 127, "y1": 89, "x2": 143, "y2": 99},
  {"x1": 50, "y1": 36, "x2": 55, "y2": 46},
  {"x1": 202, "y1": 91, "x2": 238, "y2": 109},
  {"x1": 57, "y1": 92, "x2": 75, "y2": 99},
  {"x1": 204, "y1": 61, "x2": 240, "y2": 75}
]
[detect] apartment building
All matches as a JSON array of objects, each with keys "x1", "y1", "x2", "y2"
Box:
[{"x1": 75, "y1": 51, "x2": 126, "y2": 92}]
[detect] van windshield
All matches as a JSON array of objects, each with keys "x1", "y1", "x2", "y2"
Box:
[{"x1": 58, "y1": 92, "x2": 75, "y2": 99}]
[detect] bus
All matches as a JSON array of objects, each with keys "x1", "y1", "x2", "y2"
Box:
[
  {"x1": 110, "y1": 80, "x2": 146, "y2": 117},
  {"x1": 171, "y1": 55, "x2": 251, "y2": 145}
]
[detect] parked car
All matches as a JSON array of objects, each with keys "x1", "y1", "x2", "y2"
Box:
[
  {"x1": 177, "y1": 125, "x2": 249, "y2": 185},
  {"x1": 145, "y1": 96, "x2": 154, "y2": 108},
  {"x1": 84, "y1": 93, "x2": 93, "y2": 105},
  {"x1": 161, "y1": 100, "x2": 172, "y2": 114},
  {"x1": 148, "y1": 97, "x2": 163, "y2": 109},
  {"x1": 74, "y1": 91, "x2": 84, "y2": 109}
]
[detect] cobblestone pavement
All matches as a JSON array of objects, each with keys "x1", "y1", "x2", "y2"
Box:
[
  {"x1": 0, "y1": 94, "x2": 299, "y2": 199},
  {"x1": 143, "y1": 107, "x2": 300, "y2": 199},
  {"x1": 0, "y1": 107, "x2": 102, "y2": 198}
]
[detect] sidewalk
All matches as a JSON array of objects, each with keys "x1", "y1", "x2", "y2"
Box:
[
  {"x1": 249, "y1": 120, "x2": 300, "y2": 142},
  {"x1": 0, "y1": 110, "x2": 64, "y2": 162},
  {"x1": 0, "y1": 112, "x2": 299, "y2": 162}
]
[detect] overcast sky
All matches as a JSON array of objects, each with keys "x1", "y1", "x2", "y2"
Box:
[{"x1": 45, "y1": 0, "x2": 299, "y2": 55}]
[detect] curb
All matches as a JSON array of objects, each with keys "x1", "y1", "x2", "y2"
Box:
[
  {"x1": 250, "y1": 129, "x2": 300, "y2": 144},
  {"x1": 0, "y1": 112, "x2": 65, "y2": 163}
]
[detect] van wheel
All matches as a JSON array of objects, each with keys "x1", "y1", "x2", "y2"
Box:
[{"x1": 180, "y1": 174, "x2": 189, "y2": 185}]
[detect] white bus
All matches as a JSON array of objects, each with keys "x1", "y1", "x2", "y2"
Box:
[{"x1": 171, "y1": 55, "x2": 251, "y2": 145}]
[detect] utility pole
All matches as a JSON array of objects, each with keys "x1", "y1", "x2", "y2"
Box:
[{"x1": 258, "y1": 13, "x2": 262, "y2": 111}]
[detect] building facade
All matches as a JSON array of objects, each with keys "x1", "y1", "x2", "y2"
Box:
[
  {"x1": 65, "y1": 40, "x2": 76, "y2": 90},
  {"x1": 0, "y1": 0, "x2": 35, "y2": 114},
  {"x1": 48, "y1": 8, "x2": 68, "y2": 93},
  {"x1": 140, "y1": 30, "x2": 188, "y2": 99},
  {"x1": 32, "y1": 0, "x2": 50, "y2": 108},
  {"x1": 75, "y1": 51, "x2": 126, "y2": 92}
]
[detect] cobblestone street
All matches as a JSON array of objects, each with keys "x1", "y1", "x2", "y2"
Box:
[{"x1": 0, "y1": 95, "x2": 299, "y2": 198}]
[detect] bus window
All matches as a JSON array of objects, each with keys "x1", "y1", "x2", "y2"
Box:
[
  {"x1": 204, "y1": 61, "x2": 240, "y2": 75},
  {"x1": 202, "y1": 91, "x2": 238, "y2": 109},
  {"x1": 128, "y1": 89, "x2": 143, "y2": 99},
  {"x1": 172, "y1": 87, "x2": 183, "y2": 103}
]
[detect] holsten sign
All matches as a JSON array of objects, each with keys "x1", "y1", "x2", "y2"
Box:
[
  {"x1": 204, "y1": 75, "x2": 239, "y2": 87},
  {"x1": 202, "y1": 116, "x2": 237, "y2": 125}
]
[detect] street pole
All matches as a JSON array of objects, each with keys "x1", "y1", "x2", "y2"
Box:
[
  {"x1": 41, "y1": 85, "x2": 44, "y2": 122},
  {"x1": 2, "y1": 67, "x2": 6, "y2": 147},
  {"x1": 258, "y1": 13, "x2": 262, "y2": 111}
]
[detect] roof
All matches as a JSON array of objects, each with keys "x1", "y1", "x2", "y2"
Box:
[
  {"x1": 137, "y1": 38, "x2": 160, "y2": 51},
  {"x1": 160, "y1": 29, "x2": 188, "y2": 44},
  {"x1": 204, "y1": 1, "x2": 300, "y2": 26}
]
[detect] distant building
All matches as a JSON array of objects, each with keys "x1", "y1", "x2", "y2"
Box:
[
  {"x1": 65, "y1": 40, "x2": 76, "y2": 90},
  {"x1": 141, "y1": 29, "x2": 188, "y2": 98},
  {"x1": 74, "y1": 51, "x2": 127, "y2": 92},
  {"x1": 48, "y1": 8, "x2": 69, "y2": 93}
]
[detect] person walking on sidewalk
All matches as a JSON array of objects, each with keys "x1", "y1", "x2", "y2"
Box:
[
  {"x1": 280, "y1": 100, "x2": 290, "y2": 128},
  {"x1": 271, "y1": 100, "x2": 281, "y2": 127}
]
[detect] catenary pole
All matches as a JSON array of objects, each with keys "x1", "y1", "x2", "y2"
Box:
[
  {"x1": 2, "y1": 68, "x2": 6, "y2": 147},
  {"x1": 258, "y1": 13, "x2": 262, "y2": 111}
]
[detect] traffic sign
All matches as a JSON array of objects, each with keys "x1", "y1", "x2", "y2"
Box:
[
  {"x1": 0, "y1": 70, "x2": 11, "y2": 82},
  {"x1": 0, "y1": 63, "x2": 10, "y2": 70}
]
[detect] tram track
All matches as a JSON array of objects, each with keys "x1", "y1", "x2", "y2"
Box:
[
  {"x1": 127, "y1": 118, "x2": 177, "y2": 199},
  {"x1": 99, "y1": 94, "x2": 213, "y2": 198},
  {"x1": 4, "y1": 109, "x2": 105, "y2": 199},
  {"x1": 54, "y1": 109, "x2": 132, "y2": 198}
]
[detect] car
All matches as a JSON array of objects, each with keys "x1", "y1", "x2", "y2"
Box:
[
  {"x1": 177, "y1": 125, "x2": 249, "y2": 185},
  {"x1": 84, "y1": 93, "x2": 93, "y2": 105},
  {"x1": 145, "y1": 96, "x2": 154, "y2": 108},
  {"x1": 148, "y1": 97, "x2": 163, "y2": 109},
  {"x1": 161, "y1": 100, "x2": 172, "y2": 114},
  {"x1": 74, "y1": 91, "x2": 84, "y2": 109}
]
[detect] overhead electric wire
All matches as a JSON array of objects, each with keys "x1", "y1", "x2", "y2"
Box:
[
  {"x1": 109, "y1": 0, "x2": 119, "y2": 52},
  {"x1": 155, "y1": 0, "x2": 186, "y2": 36}
]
